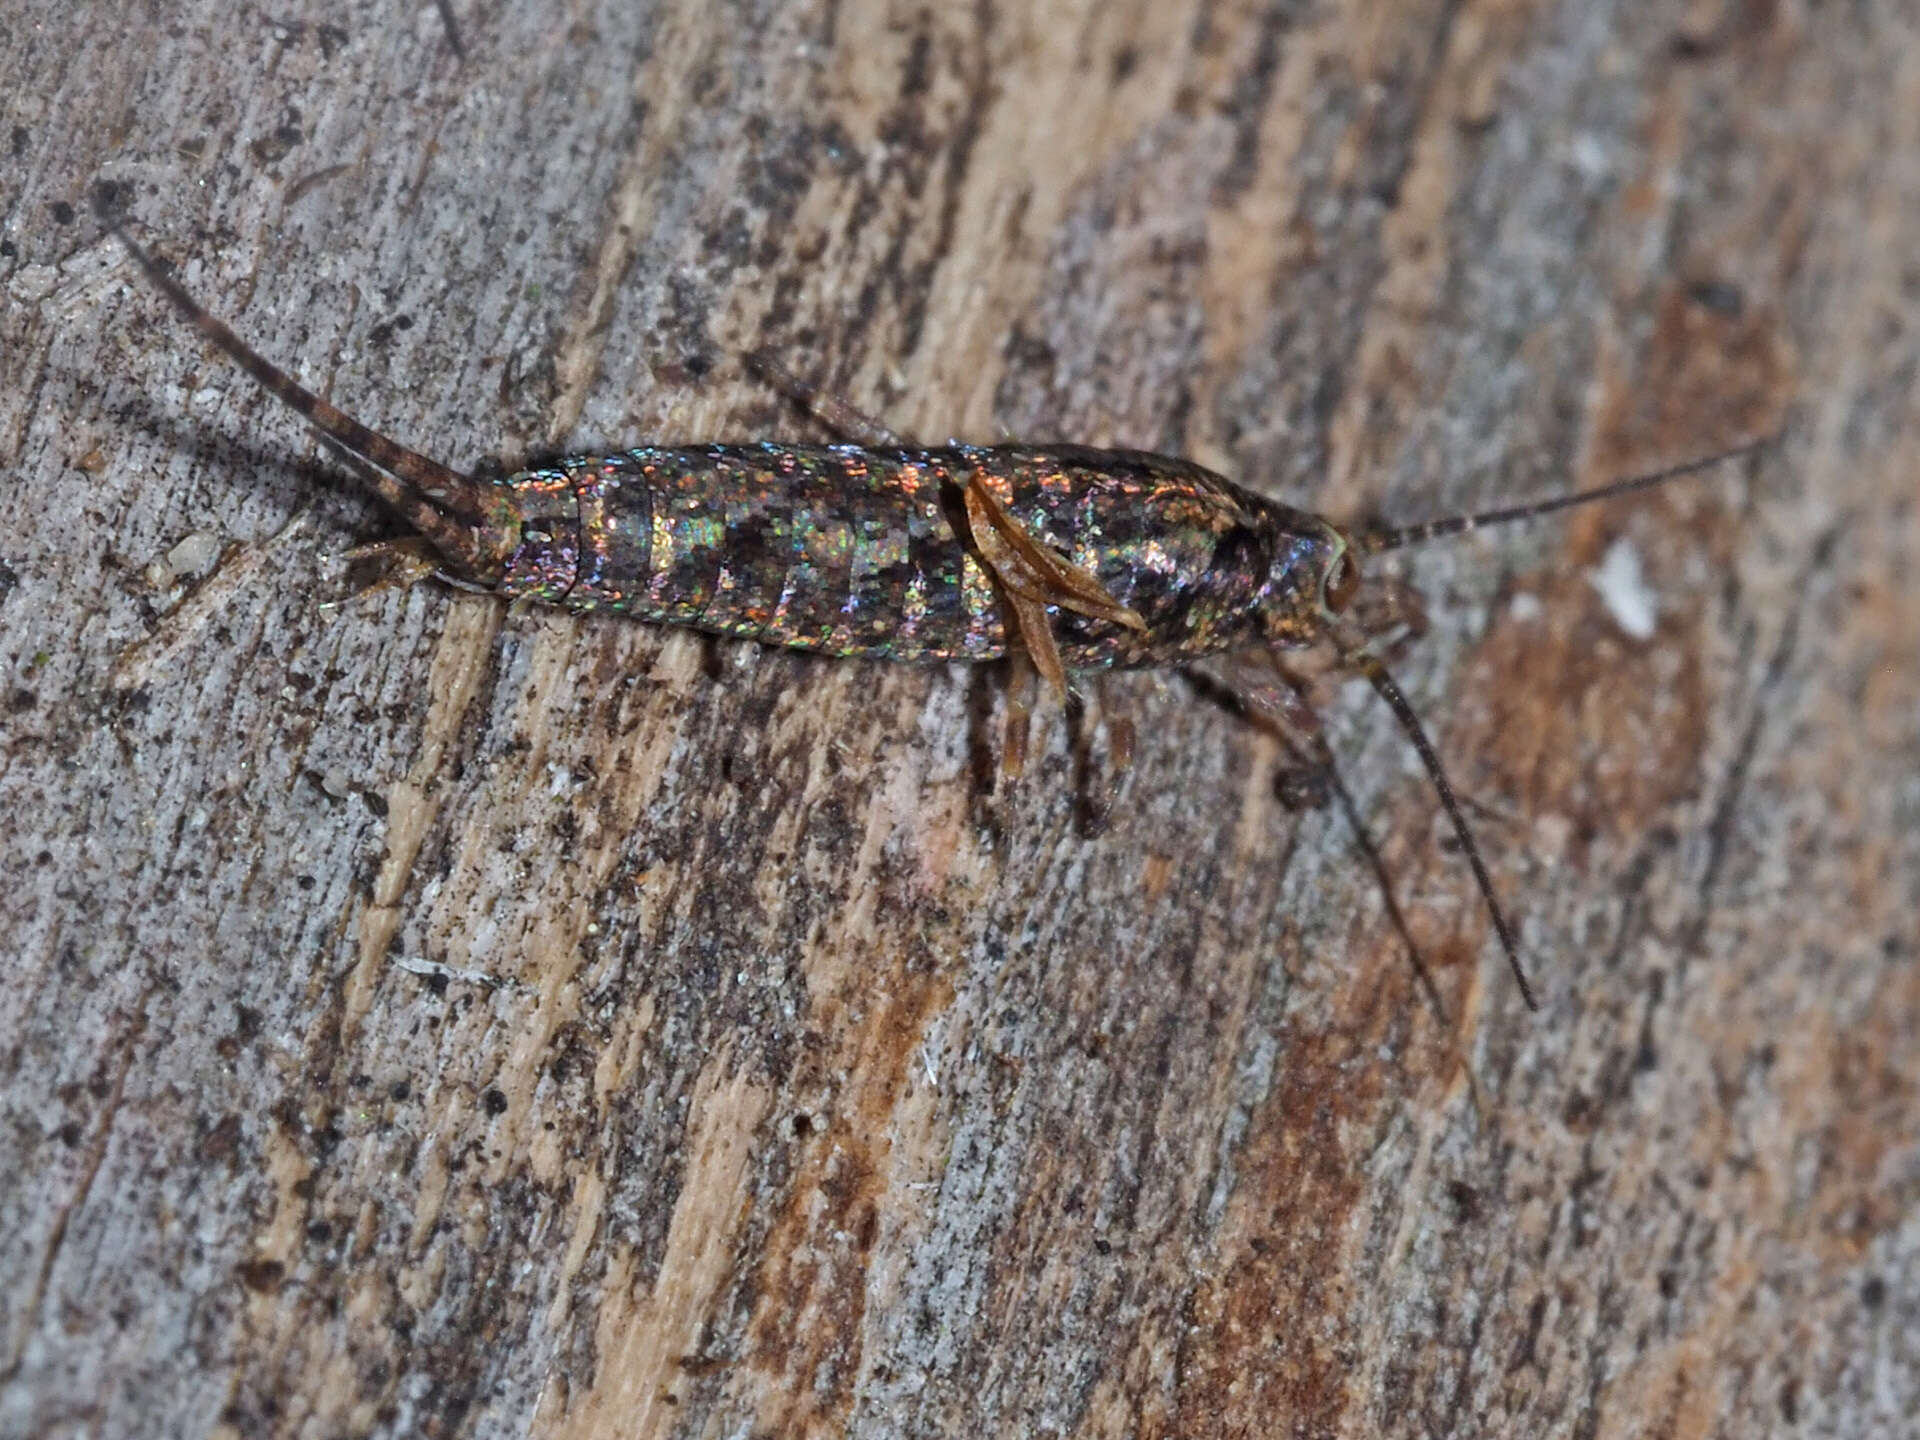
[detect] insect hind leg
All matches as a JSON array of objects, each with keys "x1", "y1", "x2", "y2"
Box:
[{"x1": 742, "y1": 350, "x2": 908, "y2": 447}]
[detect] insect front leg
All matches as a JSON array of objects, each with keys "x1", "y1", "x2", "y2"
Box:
[
  {"x1": 1344, "y1": 575, "x2": 1430, "y2": 666},
  {"x1": 961, "y1": 472, "x2": 1146, "y2": 695},
  {"x1": 1102, "y1": 676, "x2": 1138, "y2": 778},
  {"x1": 1205, "y1": 646, "x2": 1480, "y2": 1043},
  {"x1": 1199, "y1": 648, "x2": 1339, "y2": 810}
]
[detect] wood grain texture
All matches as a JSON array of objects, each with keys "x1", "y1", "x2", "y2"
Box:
[{"x1": 2, "y1": 2, "x2": 1914, "y2": 1437}]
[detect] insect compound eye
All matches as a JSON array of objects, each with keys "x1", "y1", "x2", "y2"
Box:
[{"x1": 1323, "y1": 550, "x2": 1360, "y2": 612}]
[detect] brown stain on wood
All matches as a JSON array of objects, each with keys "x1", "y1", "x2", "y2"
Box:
[
  {"x1": 1591, "y1": 282, "x2": 1798, "y2": 479},
  {"x1": 1456, "y1": 565, "x2": 1713, "y2": 859},
  {"x1": 738, "y1": 958, "x2": 956, "y2": 1436},
  {"x1": 1164, "y1": 933, "x2": 1464, "y2": 1438},
  {"x1": 1447, "y1": 278, "x2": 1796, "y2": 862}
]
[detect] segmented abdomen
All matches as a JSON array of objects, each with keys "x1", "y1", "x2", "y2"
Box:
[{"x1": 494, "y1": 443, "x2": 1277, "y2": 668}]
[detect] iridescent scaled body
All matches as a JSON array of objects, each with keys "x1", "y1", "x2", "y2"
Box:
[
  {"x1": 108, "y1": 209, "x2": 1766, "y2": 1013},
  {"x1": 494, "y1": 444, "x2": 1338, "y2": 668}
]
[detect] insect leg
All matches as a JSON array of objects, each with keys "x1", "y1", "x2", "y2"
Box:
[
  {"x1": 962, "y1": 472, "x2": 1146, "y2": 696},
  {"x1": 1008, "y1": 589, "x2": 1070, "y2": 695},
  {"x1": 1334, "y1": 643, "x2": 1539, "y2": 1012},
  {"x1": 1200, "y1": 649, "x2": 1477, "y2": 1054},
  {"x1": 1344, "y1": 575, "x2": 1430, "y2": 667},
  {"x1": 307, "y1": 435, "x2": 487, "y2": 595},
  {"x1": 1072, "y1": 676, "x2": 1135, "y2": 835},
  {"x1": 742, "y1": 350, "x2": 909, "y2": 447},
  {"x1": 1102, "y1": 676, "x2": 1138, "y2": 779},
  {"x1": 1001, "y1": 652, "x2": 1035, "y2": 779},
  {"x1": 338, "y1": 538, "x2": 443, "y2": 592},
  {"x1": 1200, "y1": 650, "x2": 1334, "y2": 794},
  {"x1": 1098, "y1": 672, "x2": 1136, "y2": 783}
]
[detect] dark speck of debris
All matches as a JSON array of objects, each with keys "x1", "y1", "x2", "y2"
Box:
[
  {"x1": 1689, "y1": 279, "x2": 1744, "y2": 317},
  {"x1": 236, "y1": 1259, "x2": 285, "y2": 1293},
  {"x1": 9, "y1": 689, "x2": 35, "y2": 712},
  {"x1": 389, "y1": 1080, "x2": 411, "y2": 1102},
  {"x1": 10, "y1": 127, "x2": 28, "y2": 157},
  {"x1": 1447, "y1": 1180, "x2": 1483, "y2": 1221},
  {"x1": 197, "y1": 1113, "x2": 244, "y2": 1164},
  {"x1": 481, "y1": 1088, "x2": 509, "y2": 1116},
  {"x1": 368, "y1": 315, "x2": 414, "y2": 347},
  {"x1": 249, "y1": 119, "x2": 306, "y2": 166},
  {"x1": 1861, "y1": 1276, "x2": 1887, "y2": 1309},
  {"x1": 50, "y1": 200, "x2": 75, "y2": 225},
  {"x1": 1669, "y1": 28, "x2": 1724, "y2": 61},
  {"x1": 58, "y1": 1121, "x2": 84, "y2": 1147}
]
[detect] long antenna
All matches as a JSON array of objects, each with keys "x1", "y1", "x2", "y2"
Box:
[
  {"x1": 1342, "y1": 645, "x2": 1539, "y2": 1012},
  {"x1": 1361, "y1": 436, "x2": 1775, "y2": 555},
  {"x1": 99, "y1": 200, "x2": 509, "y2": 583}
]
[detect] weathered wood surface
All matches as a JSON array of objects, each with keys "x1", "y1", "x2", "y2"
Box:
[{"x1": 2, "y1": 2, "x2": 1915, "y2": 1436}]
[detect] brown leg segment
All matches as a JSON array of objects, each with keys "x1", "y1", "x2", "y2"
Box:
[
  {"x1": 1071, "y1": 676, "x2": 1135, "y2": 835},
  {"x1": 1202, "y1": 648, "x2": 1336, "y2": 806},
  {"x1": 1345, "y1": 575, "x2": 1430, "y2": 665},
  {"x1": 742, "y1": 350, "x2": 909, "y2": 448},
  {"x1": 339, "y1": 537, "x2": 445, "y2": 594},
  {"x1": 1000, "y1": 652, "x2": 1036, "y2": 779},
  {"x1": 1199, "y1": 647, "x2": 1486, "y2": 1094},
  {"x1": 962, "y1": 471, "x2": 1146, "y2": 696}
]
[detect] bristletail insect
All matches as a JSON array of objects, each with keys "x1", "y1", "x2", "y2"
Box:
[{"x1": 103, "y1": 212, "x2": 1772, "y2": 1012}]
